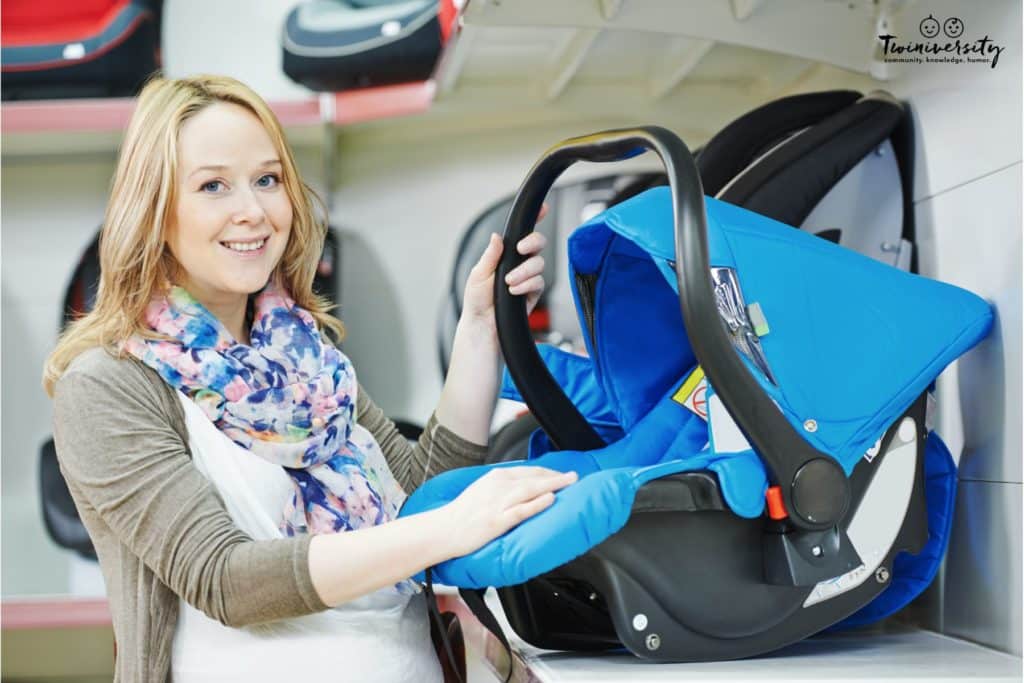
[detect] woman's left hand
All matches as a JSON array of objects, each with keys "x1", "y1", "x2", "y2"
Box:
[
  {"x1": 460, "y1": 207, "x2": 548, "y2": 341},
  {"x1": 436, "y1": 207, "x2": 549, "y2": 442}
]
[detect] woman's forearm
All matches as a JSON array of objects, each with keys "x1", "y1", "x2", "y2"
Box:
[
  {"x1": 308, "y1": 465, "x2": 579, "y2": 608},
  {"x1": 434, "y1": 319, "x2": 501, "y2": 445},
  {"x1": 307, "y1": 507, "x2": 452, "y2": 607},
  {"x1": 436, "y1": 227, "x2": 547, "y2": 444}
]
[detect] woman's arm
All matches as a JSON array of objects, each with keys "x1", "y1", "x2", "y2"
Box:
[
  {"x1": 53, "y1": 351, "x2": 325, "y2": 627},
  {"x1": 55, "y1": 349, "x2": 575, "y2": 620},
  {"x1": 360, "y1": 222, "x2": 548, "y2": 486},
  {"x1": 435, "y1": 230, "x2": 547, "y2": 444},
  {"x1": 308, "y1": 465, "x2": 575, "y2": 606}
]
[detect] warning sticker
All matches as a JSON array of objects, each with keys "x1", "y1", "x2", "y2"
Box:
[{"x1": 672, "y1": 367, "x2": 708, "y2": 421}]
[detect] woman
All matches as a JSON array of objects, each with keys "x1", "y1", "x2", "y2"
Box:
[{"x1": 43, "y1": 74, "x2": 576, "y2": 682}]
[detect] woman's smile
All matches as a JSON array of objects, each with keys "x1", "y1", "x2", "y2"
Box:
[{"x1": 220, "y1": 236, "x2": 270, "y2": 258}]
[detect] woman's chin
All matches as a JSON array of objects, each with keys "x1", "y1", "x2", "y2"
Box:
[{"x1": 221, "y1": 274, "x2": 274, "y2": 296}]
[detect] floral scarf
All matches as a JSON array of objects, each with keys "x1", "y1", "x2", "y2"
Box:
[{"x1": 123, "y1": 283, "x2": 409, "y2": 552}]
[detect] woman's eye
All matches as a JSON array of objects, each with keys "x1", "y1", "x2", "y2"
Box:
[
  {"x1": 256, "y1": 173, "x2": 280, "y2": 189},
  {"x1": 200, "y1": 180, "x2": 224, "y2": 193}
]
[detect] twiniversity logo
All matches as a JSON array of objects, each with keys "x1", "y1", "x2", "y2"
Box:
[{"x1": 878, "y1": 14, "x2": 1005, "y2": 69}]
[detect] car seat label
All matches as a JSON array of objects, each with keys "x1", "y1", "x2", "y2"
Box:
[
  {"x1": 673, "y1": 367, "x2": 708, "y2": 420},
  {"x1": 708, "y1": 392, "x2": 753, "y2": 454}
]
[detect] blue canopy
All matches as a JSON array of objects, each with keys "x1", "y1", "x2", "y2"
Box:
[{"x1": 521, "y1": 186, "x2": 993, "y2": 475}]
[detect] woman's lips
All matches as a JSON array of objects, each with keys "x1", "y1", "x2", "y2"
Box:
[{"x1": 220, "y1": 237, "x2": 268, "y2": 258}]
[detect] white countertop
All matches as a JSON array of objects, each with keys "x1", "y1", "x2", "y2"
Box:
[
  {"x1": 508, "y1": 625, "x2": 1022, "y2": 683},
  {"x1": 440, "y1": 591, "x2": 1023, "y2": 683}
]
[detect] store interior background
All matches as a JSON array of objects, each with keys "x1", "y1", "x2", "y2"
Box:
[{"x1": 2, "y1": 0, "x2": 1020, "y2": 666}]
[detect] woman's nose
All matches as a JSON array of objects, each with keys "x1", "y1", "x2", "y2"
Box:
[{"x1": 231, "y1": 187, "x2": 267, "y2": 225}]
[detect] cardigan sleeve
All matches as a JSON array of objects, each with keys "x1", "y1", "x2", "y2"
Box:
[
  {"x1": 355, "y1": 383, "x2": 489, "y2": 493},
  {"x1": 52, "y1": 350, "x2": 328, "y2": 627}
]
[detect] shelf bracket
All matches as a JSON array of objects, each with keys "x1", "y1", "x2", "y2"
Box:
[
  {"x1": 730, "y1": 0, "x2": 763, "y2": 21},
  {"x1": 542, "y1": 28, "x2": 601, "y2": 101},
  {"x1": 435, "y1": 25, "x2": 476, "y2": 97},
  {"x1": 319, "y1": 92, "x2": 337, "y2": 213},
  {"x1": 649, "y1": 38, "x2": 714, "y2": 100},
  {"x1": 598, "y1": 0, "x2": 624, "y2": 21}
]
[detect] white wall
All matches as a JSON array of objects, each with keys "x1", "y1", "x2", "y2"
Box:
[
  {"x1": 2, "y1": 158, "x2": 116, "y2": 595},
  {"x1": 162, "y1": 0, "x2": 312, "y2": 101},
  {"x1": 878, "y1": 0, "x2": 1022, "y2": 655}
]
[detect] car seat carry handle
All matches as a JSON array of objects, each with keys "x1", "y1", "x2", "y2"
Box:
[{"x1": 496, "y1": 126, "x2": 850, "y2": 531}]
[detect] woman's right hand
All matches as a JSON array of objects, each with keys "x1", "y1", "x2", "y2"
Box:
[{"x1": 441, "y1": 467, "x2": 578, "y2": 558}]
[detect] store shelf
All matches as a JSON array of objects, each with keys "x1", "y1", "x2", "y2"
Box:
[
  {"x1": 1, "y1": 597, "x2": 115, "y2": 679},
  {"x1": 439, "y1": 592, "x2": 1023, "y2": 683},
  {"x1": 0, "y1": 81, "x2": 435, "y2": 156},
  {"x1": 329, "y1": 81, "x2": 435, "y2": 126},
  {"x1": 451, "y1": 0, "x2": 881, "y2": 74},
  {"x1": 1, "y1": 596, "x2": 111, "y2": 630},
  {"x1": 425, "y1": 0, "x2": 882, "y2": 140}
]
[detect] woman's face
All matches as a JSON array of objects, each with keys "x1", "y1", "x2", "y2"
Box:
[{"x1": 166, "y1": 102, "x2": 292, "y2": 308}]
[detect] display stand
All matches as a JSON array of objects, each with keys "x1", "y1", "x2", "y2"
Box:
[{"x1": 437, "y1": 590, "x2": 1023, "y2": 683}]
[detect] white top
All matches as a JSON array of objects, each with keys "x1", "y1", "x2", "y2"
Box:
[{"x1": 171, "y1": 392, "x2": 442, "y2": 682}]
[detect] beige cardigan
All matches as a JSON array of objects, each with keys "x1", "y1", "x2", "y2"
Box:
[{"x1": 52, "y1": 346, "x2": 489, "y2": 682}]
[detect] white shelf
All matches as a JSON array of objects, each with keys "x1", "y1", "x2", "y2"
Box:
[
  {"x1": 511, "y1": 626, "x2": 1022, "y2": 683},
  {"x1": 456, "y1": 0, "x2": 882, "y2": 74},
  {"x1": 427, "y1": 0, "x2": 883, "y2": 144},
  {"x1": 439, "y1": 592, "x2": 1022, "y2": 683}
]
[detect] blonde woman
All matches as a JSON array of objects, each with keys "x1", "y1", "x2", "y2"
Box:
[{"x1": 44, "y1": 75, "x2": 576, "y2": 682}]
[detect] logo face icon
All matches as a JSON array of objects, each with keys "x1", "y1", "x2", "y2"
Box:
[
  {"x1": 943, "y1": 17, "x2": 964, "y2": 38},
  {"x1": 919, "y1": 14, "x2": 940, "y2": 38}
]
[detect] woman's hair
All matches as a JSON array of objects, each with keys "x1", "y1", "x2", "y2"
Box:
[{"x1": 43, "y1": 74, "x2": 344, "y2": 396}]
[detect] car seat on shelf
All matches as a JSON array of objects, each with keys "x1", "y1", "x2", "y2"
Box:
[
  {"x1": 1, "y1": 0, "x2": 163, "y2": 101},
  {"x1": 697, "y1": 89, "x2": 914, "y2": 270},
  {"x1": 282, "y1": 0, "x2": 456, "y2": 92},
  {"x1": 611, "y1": 89, "x2": 914, "y2": 270},
  {"x1": 400, "y1": 123, "x2": 990, "y2": 663}
]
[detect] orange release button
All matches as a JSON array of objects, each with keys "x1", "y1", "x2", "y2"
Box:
[{"x1": 766, "y1": 485, "x2": 788, "y2": 520}]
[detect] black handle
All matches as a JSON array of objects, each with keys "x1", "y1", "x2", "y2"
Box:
[{"x1": 494, "y1": 126, "x2": 849, "y2": 531}]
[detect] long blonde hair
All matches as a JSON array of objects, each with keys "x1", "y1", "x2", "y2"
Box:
[{"x1": 43, "y1": 74, "x2": 344, "y2": 397}]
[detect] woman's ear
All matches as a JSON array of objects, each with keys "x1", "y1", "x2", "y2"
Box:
[{"x1": 159, "y1": 247, "x2": 181, "y2": 289}]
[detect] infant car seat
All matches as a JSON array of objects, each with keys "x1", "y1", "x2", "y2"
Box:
[
  {"x1": 282, "y1": 0, "x2": 455, "y2": 92},
  {"x1": 400, "y1": 126, "x2": 991, "y2": 662},
  {"x1": 1, "y1": 0, "x2": 162, "y2": 101}
]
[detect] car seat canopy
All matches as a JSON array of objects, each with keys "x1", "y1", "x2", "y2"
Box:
[{"x1": 567, "y1": 186, "x2": 993, "y2": 473}]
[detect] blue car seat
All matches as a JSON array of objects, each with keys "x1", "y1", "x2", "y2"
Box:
[
  {"x1": 469, "y1": 89, "x2": 914, "y2": 478},
  {"x1": 401, "y1": 126, "x2": 991, "y2": 662}
]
